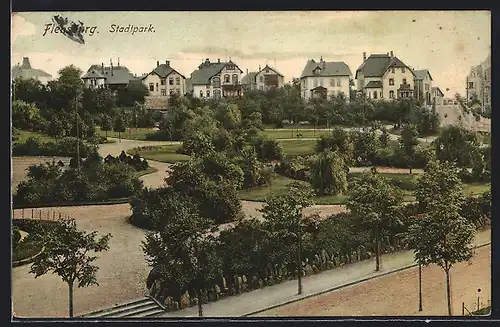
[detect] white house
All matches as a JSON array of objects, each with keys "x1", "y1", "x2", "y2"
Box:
[
  {"x1": 141, "y1": 60, "x2": 186, "y2": 97},
  {"x1": 300, "y1": 57, "x2": 352, "y2": 101},
  {"x1": 255, "y1": 65, "x2": 285, "y2": 90},
  {"x1": 12, "y1": 57, "x2": 52, "y2": 85},
  {"x1": 188, "y1": 58, "x2": 244, "y2": 99},
  {"x1": 355, "y1": 51, "x2": 415, "y2": 100},
  {"x1": 85, "y1": 59, "x2": 137, "y2": 91},
  {"x1": 431, "y1": 87, "x2": 444, "y2": 106},
  {"x1": 82, "y1": 66, "x2": 107, "y2": 89}
]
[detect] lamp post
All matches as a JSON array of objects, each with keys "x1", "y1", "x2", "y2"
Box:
[{"x1": 418, "y1": 262, "x2": 423, "y2": 311}]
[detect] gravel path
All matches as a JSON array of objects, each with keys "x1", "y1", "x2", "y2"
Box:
[{"x1": 256, "y1": 245, "x2": 491, "y2": 317}]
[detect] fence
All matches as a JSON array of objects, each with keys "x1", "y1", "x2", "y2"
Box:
[
  {"x1": 12, "y1": 208, "x2": 72, "y2": 222},
  {"x1": 462, "y1": 296, "x2": 491, "y2": 316}
]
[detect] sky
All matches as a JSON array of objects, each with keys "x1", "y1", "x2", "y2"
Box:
[{"x1": 11, "y1": 11, "x2": 490, "y2": 96}]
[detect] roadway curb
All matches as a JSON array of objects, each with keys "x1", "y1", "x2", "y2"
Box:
[{"x1": 242, "y1": 242, "x2": 491, "y2": 317}]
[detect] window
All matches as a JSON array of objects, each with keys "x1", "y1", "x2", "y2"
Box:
[
  {"x1": 149, "y1": 83, "x2": 154, "y2": 91},
  {"x1": 391, "y1": 67, "x2": 395, "y2": 73},
  {"x1": 224, "y1": 74, "x2": 230, "y2": 83},
  {"x1": 389, "y1": 78, "x2": 394, "y2": 86},
  {"x1": 373, "y1": 91, "x2": 378, "y2": 99},
  {"x1": 207, "y1": 90, "x2": 210, "y2": 97},
  {"x1": 389, "y1": 90, "x2": 395, "y2": 99},
  {"x1": 259, "y1": 85, "x2": 264, "y2": 90},
  {"x1": 319, "y1": 78, "x2": 324, "y2": 86},
  {"x1": 91, "y1": 79, "x2": 96, "y2": 86},
  {"x1": 161, "y1": 79, "x2": 166, "y2": 85},
  {"x1": 200, "y1": 90, "x2": 204, "y2": 98},
  {"x1": 337, "y1": 79, "x2": 341, "y2": 87},
  {"x1": 161, "y1": 88, "x2": 166, "y2": 96},
  {"x1": 232, "y1": 74, "x2": 238, "y2": 85},
  {"x1": 176, "y1": 77, "x2": 180, "y2": 85},
  {"x1": 330, "y1": 78, "x2": 335, "y2": 86},
  {"x1": 402, "y1": 67, "x2": 406, "y2": 73},
  {"x1": 169, "y1": 78, "x2": 174, "y2": 85},
  {"x1": 260, "y1": 76, "x2": 263, "y2": 82},
  {"x1": 213, "y1": 77, "x2": 221, "y2": 88},
  {"x1": 156, "y1": 83, "x2": 159, "y2": 91},
  {"x1": 468, "y1": 82, "x2": 474, "y2": 89},
  {"x1": 425, "y1": 84, "x2": 429, "y2": 91},
  {"x1": 314, "y1": 79, "x2": 318, "y2": 87},
  {"x1": 403, "y1": 78, "x2": 407, "y2": 85},
  {"x1": 214, "y1": 90, "x2": 221, "y2": 99},
  {"x1": 380, "y1": 91, "x2": 383, "y2": 98},
  {"x1": 302, "y1": 80, "x2": 306, "y2": 88},
  {"x1": 176, "y1": 89, "x2": 180, "y2": 95}
]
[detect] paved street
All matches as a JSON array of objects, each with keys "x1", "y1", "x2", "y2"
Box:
[{"x1": 155, "y1": 229, "x2": 490, "y2": 317}]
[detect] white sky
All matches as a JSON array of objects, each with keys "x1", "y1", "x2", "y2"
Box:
[{"x1": 11, "y1": 11, "x2": 490, "y2": 96}]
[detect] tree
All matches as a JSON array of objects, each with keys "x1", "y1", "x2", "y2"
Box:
[
  {"x1": 310, "y1": 150, "x2": 348, "y2": 196},
  {"x1": 46, "y1": 65, "x2": 85, "y2": 112},
  {"x1": 346, "y1": 172, "x2": 403, "y2": 271},
  {"x1": 260, "y1": 182, "x2": 314, "y2": 294},
  {"x1": 351, "y1": 129, "x2": 379, "y2": 166},
  {"x1": 116, "y1": 81, "x2": 149, "y2": 107},
  {"x1": 434, "y1": 125, "x2": 480, "y2": 168},
  {"x1": 29, "y1": 218, "x2": 111, "y2": 317},
  {"x1": 405, "y1": 160, "x2": 475, "y2": 316},
  {"x1": 113, "y1": 114, "x2": 126, "y2": 142},
  {"x1": 13, "y1": 77, "x2": 48, "y2": 109},
  {"x1": 379, "y1": 126, "x2": 390, "y2": 148},
  {"x1": 399, "y1": 124, "x2": 420, "y2": 174},
  {"x1": 101, "y1": 114, "x2": 113, "y2": 138},
  {"x1": 12, "y1": 100, "x2": 42, "y2": 130}
]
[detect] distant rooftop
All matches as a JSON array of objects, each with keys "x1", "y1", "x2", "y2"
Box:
[{"x1": 12, "y1": 57, "x2": 52, "y2": 80}]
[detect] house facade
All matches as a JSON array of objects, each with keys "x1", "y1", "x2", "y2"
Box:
[
  {"x1": 12, "y1": 57, "x2": 52, "y2": 85},
  {"x1": 141, "y1": 60, "x2": 186, "y2": 98},
  {"x1": 188, "y1": 58, "x2": 244, "y2": 99},
  {"x1": 300, "y1": 57, "x2": 352, "y2": 101},
  {"x1": 355, "y1": 51, "x2": 415, "y2": 100},
  {"x1": 431, "y1": 87, "x2": 444, "y2": 106},
  {"x1": 255, "y1": 65, "x2": 284, "y2": 90},
  {"x1": 241, "y1": 70, "x2": 257, "y2": 90},
  {"x1": 413, "y1": 69, "x2": 433, "y2": 106},
  {"x1": 84, "y1": 59, "x2": 137, "y2": 91},
  {"x1": 466, "y1": 52, "x2": 491, "y2": 109}
]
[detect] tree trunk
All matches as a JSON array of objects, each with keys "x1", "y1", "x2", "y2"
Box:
[
  {"x1": 119, "y1": 132, "x2": 121, "y2": 143},
  {"x1": 445, "y1": 268, "x2": 452, "y2": 316},
  {"x1": 105, "y1": 130, "x2": 108, "y2": 138},
  {"x1": 375, "y1": 228, "x2": 381, "y2": 272},
  {"x1": 197, "y1": 289, "x2": 203, "y2": 317},
  {"x1": 68, "y1": 281, "x2": 74, "y2": 318}
]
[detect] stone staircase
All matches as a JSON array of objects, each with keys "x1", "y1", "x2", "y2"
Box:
[
  {"x1": 80, "y1": 297, "x2": 165, "y2": 319},
  {"x1": 435, "y1": 104, "x2": 491, "y2": 133}
]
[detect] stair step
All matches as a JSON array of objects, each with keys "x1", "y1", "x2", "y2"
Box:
[
  {"x1": 83, "y1": 298, "x2": 153, "y2": 318},
  {"x1": 105, "y1": 303, "x2": 159, "y2": 318},
  {"x1": 133, "y1": 308, "x2": 166, "y2": 318}
]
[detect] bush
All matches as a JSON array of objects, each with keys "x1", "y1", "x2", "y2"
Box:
[
  {"x1": 12, "y1": 226, "x2": 21, "y2": 248},
  {"x1": 12, "y1": 136, "x2": 98, "y2": 157},
  {"x1": 252, "y1": 137, "x2": 283, "y2": 162},
  {"x1": 274, "y1": 156, "x2": 311, "y2": 182}
]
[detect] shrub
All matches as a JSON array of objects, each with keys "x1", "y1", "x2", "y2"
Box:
[
  {"x1": 12, "y1": 136, "x2": 98, "y2": 157},
  {"x1": 12, "y1": 226, "x2": 21, "y2": 248},
  {"x1": 252, "y1": 137, "x2": 283, "y2": 162},
  {"x1": 274, "y1": 156, "x2": 311, "y2": 182}
]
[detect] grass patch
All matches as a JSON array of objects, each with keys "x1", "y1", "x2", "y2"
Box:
[
  {"x1": 96, "y1": 126, "x2": 157, "y2": 141},
  {"x1": 129, "y1": 144, "x2": 191, "y2": 164},
  {"x1": 134, "y1": 166, "x2": 158, "y2": 178},
  {"x1": 12, "y1": 129, "x2": 55, "y2": 144},
  {"x1": 12, "y1": 234, "x2": 43, "y2": 263},
  {"x1": 278, "y1": 139, "x2": 317, "y2": 157},
  {"x1": 263, "y1": 129, "x2": 329, "y2": 139},
  {"x1": 238, "y1": 173, "x2": 490, "y2": 204}
]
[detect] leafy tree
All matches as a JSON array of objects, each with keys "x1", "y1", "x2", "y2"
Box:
[
  {"x1": 351, "y1": 129, "x2": 379, "y2": 166},
  {"x1": 260, "y1": 182, "x2": 314, "y2": 290},
  {"x1": 100, "y1": 114, "x2": 113, "y2": 138},
  {"x1": 116, "y1": 81, "x2": 149, "y2": 107},
  {"x1": 405, "y1": 160, "x2": 475, "y2": 316},
  {"x1": 346, "y1": 172, "x2": 403, "y2": 271},
  {"x1": 398, "y1": 124, "x2": 420, "y2": 174},
  {"x1": 216, "y1": 103, "x2": 242, "y2": 130},
  {"x1": 180, "y1": 131, "x2": 215, "y2": 157},
  {"x1": 29, "y1": 218, "x2": 111, "y2": 317},
  {"x1": 379, "y1": 126, "x2": 390, "y2": 148},
  {"x1": 315, "y1": 127, "x2": 353, "y2": 164},
  {"x1": 12, "y1": 100, "x2": 42, "y2": 130},
  {"x1": 113, "y1": 114, "x2": 127, "y2": 142},
  {"x1": 310, "y1": 150, "x2": 348, "y2": 196},
  {"x1": 13, "y1": 77, "x2": 48, "y2": 109},
  {"x1": 434, "y1": 125, "x2": 480, "y2": 167},
  {"x1": 46, "y1": 65, "x2": 85, "y2": 112}
]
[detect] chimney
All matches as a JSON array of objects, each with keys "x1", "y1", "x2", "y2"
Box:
[
  {"x1": 110, "y1": 59, "x2": 114, "y2": 76},
  {"x1": 390, "y1": 51, "x2": 394, "y2": 57},
  {"x1": 218, "y1": 58, "x2": 220, "y2": 63},
  {"x1": 259, "y1": 65, "x2": 261, "y2": 71},
  {"x1": 320, "y1": 56, "x2": 323, "y2": 62},
  {"x1": 246, "y1": 69, "x2": 248, "y2": 75},
  {"x1": 205, "y1": 58, "x2": 210, "y2": 64},
  {"x1": 157, "y1": 61, "x2": 159, "y2": 67},
  {"x1": 118, "y1": 57, "x2": 120, "y2": 67},
  {"x1": 21, "y1": 57, "x2": 32, "y2": 69},
  {"x1": 101, "y1": 63, "x2": 104, "y2": 74},
  {"x1": 363, "y1": 52, "x2": 366, "y2": 61},
  {"x1": 165, "y1": 60, "x2": 170, "y2": 67}
]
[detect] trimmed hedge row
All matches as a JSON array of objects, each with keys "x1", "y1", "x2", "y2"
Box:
[{"x1": 12, "y1": 136, "x2": 98, "y2": 157}]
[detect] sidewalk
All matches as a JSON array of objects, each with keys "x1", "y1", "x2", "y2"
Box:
[{"x1": 155, "y1": 229, "x2": 490, "y2": 317}]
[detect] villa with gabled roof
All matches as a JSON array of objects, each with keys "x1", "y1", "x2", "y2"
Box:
[
  {"x1": 299, "y1": 57, "x2": 352, "y2": 101},
  {"x1": 356, "y1": 51, "x2": 415, "y2": 100},
  {"x1": 12, "y1": 57, "x2": 52, "y2": 85},
  {"x1": 84, "y1": 58, "x2": 137, "y2": 91},
  {"x1": 188, "y1": 58, "x2": 244, "y2": 99}
]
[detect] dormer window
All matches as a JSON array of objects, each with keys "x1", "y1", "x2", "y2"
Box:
[{"x1": 313, "y1": 67, "x2": 321, "y2": 75}]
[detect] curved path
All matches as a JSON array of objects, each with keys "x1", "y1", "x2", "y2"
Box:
[{"x1": 8, "y1": 136, "x2": 419, "y2": 318}]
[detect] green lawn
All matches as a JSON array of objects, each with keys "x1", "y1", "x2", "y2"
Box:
[
  {"x1": 129, "y1": 144, "x2": 191, "y2": 164},
  {"x1": 96, "y1": 126, "x2": 157, "y2": 141},
  {"x1": 134, "y1": 166, "x2": 158, "y2": 178},
  {"x1": 263, "y1": 129, "x2": 330, "y2": 139},
  {"x1": 238, "y1": 174, "x2": 490, "y2": 204},
  {"x1": 278, "y1": 139, "x2": 317, "y2": 157},
  {"x1": 12, "y1": 129, "x2": 55, "y2": 144}
]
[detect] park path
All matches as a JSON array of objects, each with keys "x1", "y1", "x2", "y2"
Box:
[{"x1": 155, "y1": 229, "x2": 491, "y2": 317}]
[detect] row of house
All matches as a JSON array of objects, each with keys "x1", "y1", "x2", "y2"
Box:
[
  {"x1": 12, "y1": 53, "x2": 448, "y2": 110},
  {"x1": 465, "y1": 51, "x2": 491, "y2": 110}
]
